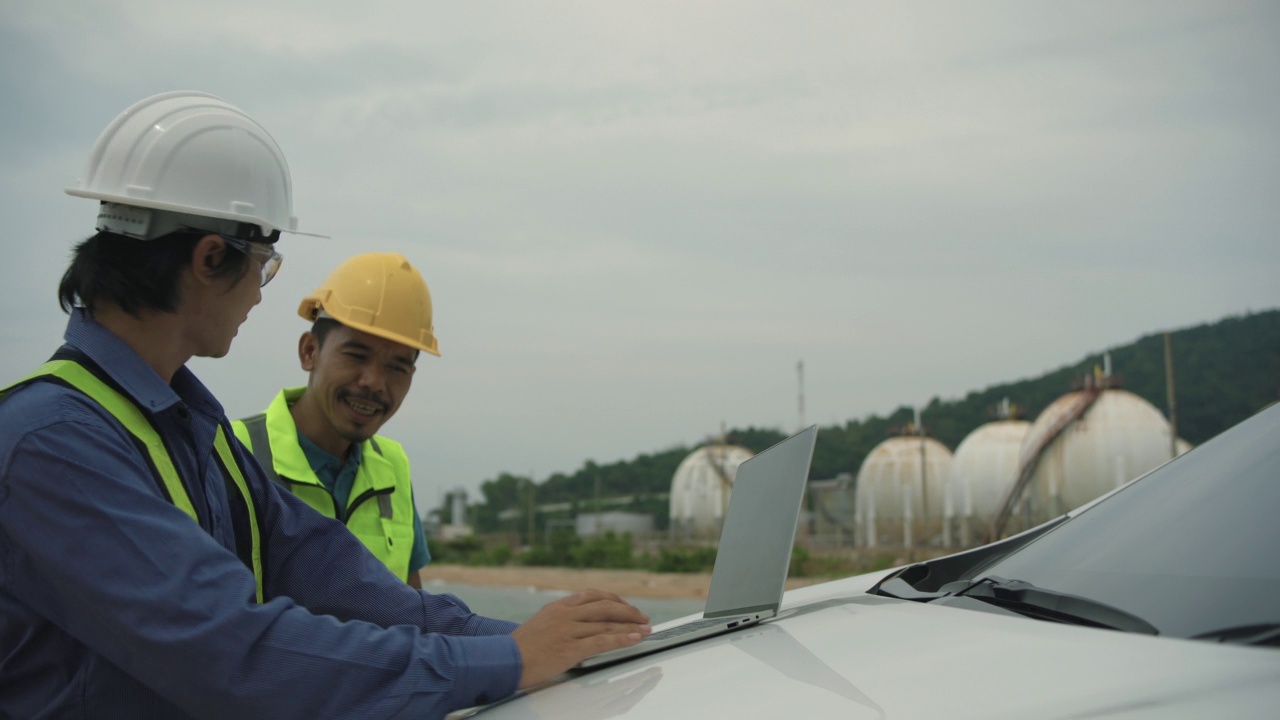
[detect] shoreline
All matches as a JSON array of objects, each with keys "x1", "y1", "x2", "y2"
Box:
[{"x1": 421, "y1": 563, "x2": 827, "y2": 600}]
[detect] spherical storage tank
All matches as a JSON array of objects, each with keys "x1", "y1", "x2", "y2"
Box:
[
  {"x1": 1013, "y1": 388, "x2": 1173, "y2": 529},
  {"x1": 856, "y1": 435, "x2": 953, "y2": 548},
  {"x1": 669, "y1": 443, "x2": 754, "y2": 538},
  {"x1": 944, "y1": 419, "x2": 1031, "y2": 548}
]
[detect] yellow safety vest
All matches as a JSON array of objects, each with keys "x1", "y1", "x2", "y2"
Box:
[
  {"x1": 3, "y1": 358, "x2": 265, "y2": 603},
  {"x1": 232, "y1": 388, "x2": 416, "y2": 581}
]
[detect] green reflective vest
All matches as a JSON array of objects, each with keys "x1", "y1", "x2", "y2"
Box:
[
  {"x1": 2, "y1": 358, "x2": 265, "y2": 602},
  {"x1": 232, "y1": 388, "x2": 416, "y2": 581}
]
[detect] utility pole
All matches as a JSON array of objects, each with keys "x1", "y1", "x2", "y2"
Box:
[
  {"x1": 916, "y1": 406, "x2": 928, "y2": 551},
  {"x1": 1164, "y1": 332, "x2": 1178, "y2": 458},
  {"x1": 594, "y1": 473, "x2": 602, "y2": 537},
  {"x1": 525, "y1": 477, "x2": 536, "y2": 546}
]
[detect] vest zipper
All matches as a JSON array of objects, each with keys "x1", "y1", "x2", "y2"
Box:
[{"x1": 344, "y1": 486, "x2": 394, "y2": 523}]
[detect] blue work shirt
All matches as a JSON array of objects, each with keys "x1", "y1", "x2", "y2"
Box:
[
  {"x1": 0, "y1": 310, "x2": 520, "y2": 719},
  {"x1": 297, "y1": 432, "x2": 431, "y2": 569}
]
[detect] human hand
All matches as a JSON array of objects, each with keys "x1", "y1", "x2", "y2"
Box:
[{"x1": 511, "y1": 588, "x2": 651, "y2": 688}]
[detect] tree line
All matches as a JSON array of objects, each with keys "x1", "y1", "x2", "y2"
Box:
[{"x1": 437, "y1": 309, "x2": 1279, "y2": 535}]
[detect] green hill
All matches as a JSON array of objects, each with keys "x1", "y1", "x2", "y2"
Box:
[{"x1": 447, "y1": 309, "x2": 1280, "y2": 534}]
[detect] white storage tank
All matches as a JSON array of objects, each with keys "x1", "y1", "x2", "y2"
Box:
[
  {"x1": 1013, "y1": 388, "x2": 1173, "y2": 530},
  {"x1": 856, "y1": 434, "x2": 953, "y2": 549},
  {"x1": 945, "y1": 419, "x2": 1031, "y2": 548},
  {"x1": 669, "y1": 443, "x2": 754, "y2": 539}
]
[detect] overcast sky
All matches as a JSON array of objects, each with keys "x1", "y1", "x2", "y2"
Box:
[{"x1": 2, "y1": 1, "x2": 1277, "y2": 511}]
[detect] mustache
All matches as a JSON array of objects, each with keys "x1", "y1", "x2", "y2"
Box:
[{"x1": 337, "y1": 389, "x2": 390, "y2": 413}]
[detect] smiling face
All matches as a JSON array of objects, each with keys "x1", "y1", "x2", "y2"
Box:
[{"x1": 289, "y1": 322, "x2": 417, "y2": 458}]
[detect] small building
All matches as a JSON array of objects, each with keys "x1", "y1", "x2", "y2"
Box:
[
  {"x1": 435, "y1": 487, "x2": 474, "y2": 540},
  {"x1": 805, "y1": 473, "x2": 856, "y2": 547},
  {"x1": 576, "y1": 511, "x2": 654, "y2": 539}
]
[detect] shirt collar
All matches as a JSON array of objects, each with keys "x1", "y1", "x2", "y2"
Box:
[
  {"x1": 62, "y1": 308, "x2": 225, "y2": 419},
  {"x1": 296, "y1": 429, "x2": 363, "y2": 476}
]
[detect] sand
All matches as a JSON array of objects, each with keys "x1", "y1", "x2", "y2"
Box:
[{"x1": 420, "y1": 563, "x2": 827, "y2": 600}]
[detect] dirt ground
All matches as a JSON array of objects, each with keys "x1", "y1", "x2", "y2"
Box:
[{"x1": 420, "y1": 564, "x2": 827, "y2": 600}]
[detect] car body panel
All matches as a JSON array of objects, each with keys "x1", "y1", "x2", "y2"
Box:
[
  {"x1": 458, "y1": 404, "x2": 1280, "y2": 719},
  {"x1": 463, "y1": 575, "x2": 1280, "y2": 719}
]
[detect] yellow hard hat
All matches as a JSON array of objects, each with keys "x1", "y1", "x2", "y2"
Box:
[{"x1": 298, "y1": 252, "x2": 440, "y2": 356}]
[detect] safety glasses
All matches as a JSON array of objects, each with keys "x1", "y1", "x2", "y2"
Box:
[{"x1": 223, "y1": 236, "x2": 283, "y2": 287}]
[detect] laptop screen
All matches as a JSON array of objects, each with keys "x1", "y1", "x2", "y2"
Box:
[{"x1": 704, "y1": 426, "x2": 817, "y2": 618}]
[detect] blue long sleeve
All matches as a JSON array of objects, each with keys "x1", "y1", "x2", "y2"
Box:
[{"x1": 0, "y1": 312, "x2": 521, "y2": 719}]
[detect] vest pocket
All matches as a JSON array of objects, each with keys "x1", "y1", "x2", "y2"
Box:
[{"x1": 351, "y1": 522, "x2": 413, "y2": 581}]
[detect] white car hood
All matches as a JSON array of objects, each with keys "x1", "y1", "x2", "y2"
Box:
[{"x1": 464, "y1": 574, "x2": 1280, "y2": 719}]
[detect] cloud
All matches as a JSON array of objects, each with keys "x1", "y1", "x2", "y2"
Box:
[{"x1": 2, "y1": 1, "x2": 1278, "y2": 507}]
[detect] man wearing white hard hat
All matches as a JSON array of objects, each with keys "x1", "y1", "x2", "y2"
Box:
[
  {"x1": 233, "y1": 252, "x2": 437, "y2": 587},
  {"x1": 0, "y1": 91, "x2": 649, "y2": 719}
]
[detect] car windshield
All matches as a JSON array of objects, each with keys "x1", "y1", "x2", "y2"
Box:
[{"x1": 975, "y1": 403, "x2": 1280, "y2": 641}]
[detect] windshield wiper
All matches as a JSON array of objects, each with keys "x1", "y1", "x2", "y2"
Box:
[
  {"x1": 1191, "y1": 623, "x2": 1280, "y2": 647},
  {"x1": 954, "y1": 576, "x2": 1158, "y2": 635}
]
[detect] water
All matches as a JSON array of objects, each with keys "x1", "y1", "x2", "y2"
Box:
[{"x1": 425, "y1": 580, "x2": 705, "y2": 624}]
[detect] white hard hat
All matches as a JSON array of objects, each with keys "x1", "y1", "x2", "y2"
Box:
[{"x1": 66, "y1": 91, "x2": 300, "y2": 241}]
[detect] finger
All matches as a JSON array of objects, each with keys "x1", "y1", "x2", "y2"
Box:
[
  {"x1": 569, "y1": 620, "x2": 652, "y2": 640},
  {"x1": 565, "y1": 598, "x2": 651, "y2": 625},
  {"x1": 561, "y1": 587, "x2": 625, "y2": 606},
  {"x1": 575, "y1": 624, "x2": 650, "y2": 655},
  {"x1": 574, "y1": 592, "x2": 649, "y2": 617}
]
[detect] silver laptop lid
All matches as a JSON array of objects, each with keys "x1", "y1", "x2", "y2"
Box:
[{"x1": 703, "y1": 425, "x2": 817, "y2": 618}]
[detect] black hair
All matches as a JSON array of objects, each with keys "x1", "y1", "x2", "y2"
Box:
[
  {"x1": 58, "y1": 230, "x2": 251, "y2": 317},
  {"x1": 309, "y1": 316, "x2": 419, "y2": 361},
  {"x1": 309, "y1": 317, "x2": 343, "y2": 347}
]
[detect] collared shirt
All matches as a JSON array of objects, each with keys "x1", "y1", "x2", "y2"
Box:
[
  {"x1": 0, "y1": 310, "x2": 519, "y2": 719},
  {"x1": 298, "y1": 429, "x2": 363, "y2": 512},
  {"x1": 296, "y1": 432, "x2": 431, "y2": 569}
]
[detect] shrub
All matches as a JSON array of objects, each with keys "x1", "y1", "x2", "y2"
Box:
[
  {"x1": 652, "y1": 546, "x2": 718, "y2": 573},
  {"x1": 472, "y1": 544, "x2": 513, "y2": 567},
  {"x1": 570, "y1": 532, "x2": 635, "y2": 569},
  {"x1": 789, "y1": 545, "x2": 812, "y2": 577},
  {"x1": 517, "y1": 545, "x2": 559, "y2": 567},
  {"x1": 427, "y1": 536, "x2": 506, "y2": 565}
]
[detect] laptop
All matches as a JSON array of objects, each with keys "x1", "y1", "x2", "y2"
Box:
[{"x1": 577, "y1": 425, "x2": 818, "y2": 668}]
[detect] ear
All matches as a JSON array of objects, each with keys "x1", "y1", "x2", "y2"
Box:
[
  {"x1": 190, "y1": 234, "x2": 228, "y2": 285},
  {"x1": 298, "y1": 331, "x2": 320, "y2": 372}
]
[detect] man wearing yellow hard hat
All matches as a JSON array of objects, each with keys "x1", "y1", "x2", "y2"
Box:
[
  {"x1": 0, "y1": 91, "x2": 651, "y2": 718},
  {"x1": 233, "y1": 252, "x2": 436, "y2": 586}
]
